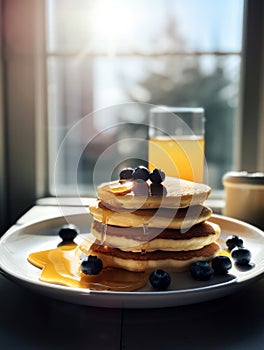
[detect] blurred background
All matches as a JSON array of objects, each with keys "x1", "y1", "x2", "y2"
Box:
[
  {"x1": 0, "y1": 0, "x2": 264, "y2": 233},
  {"x1": 47, "y1": 0, "x2": 243, "y2": 192}
]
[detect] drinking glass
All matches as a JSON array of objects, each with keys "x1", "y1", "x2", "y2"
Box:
[{"x1": 148, "y1": 106, "x2": 205, "y2": 183}]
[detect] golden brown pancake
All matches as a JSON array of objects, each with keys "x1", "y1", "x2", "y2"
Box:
[
  {"x1": 97, "y1": 176, "x2": 211, "y2": 210},
  {"x1": 89, "y1": 201, "x2": 212, "y2": 230},
  {"x1": 79, "y1": 241, "x2": 220, "y2": 272},
  {"x1": 90, "y1": 220, "x2": 221, "y2": 252}
]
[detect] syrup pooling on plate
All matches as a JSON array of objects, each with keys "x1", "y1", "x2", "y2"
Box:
[{"x1": 28, "y1": 237, "x2": 148, "y2": 292}]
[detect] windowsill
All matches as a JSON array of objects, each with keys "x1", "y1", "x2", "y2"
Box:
[{"x1": 36, "y1": 197, "x2": 98, "y2": 207}]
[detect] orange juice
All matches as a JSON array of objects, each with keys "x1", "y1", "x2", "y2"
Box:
[{"x1": 148, "y1": 136, "x2": 204, "y2": 183}]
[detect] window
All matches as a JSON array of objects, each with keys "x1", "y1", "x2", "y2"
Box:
[
  {"x1": 46, "y1": 0, "x2": 244, "y2": 196},
  {"x1": 2, "y1": 0, "x2": 264, "y2": 232}
]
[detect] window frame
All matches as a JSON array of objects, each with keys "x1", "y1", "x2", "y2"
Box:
[
  {"x1": 1, "y1": 0, "x2": 264, "y2": 233},
  {"x1": 0, "y1": 0, "x2": 49, "y2": 233},
  {"x1": 0, "y1": 0, "x2": 6, "y2": 234},
  {"x1": 238, "y1": 0, "x2": 264, "y2": 171}
]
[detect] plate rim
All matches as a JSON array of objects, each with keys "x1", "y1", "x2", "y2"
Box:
[{"x1": 0, "y1": 212, "x2": 264, "y2": 307}]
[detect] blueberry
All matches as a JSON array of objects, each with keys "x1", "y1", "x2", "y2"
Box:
[
  {"x1": 226, "y1": 235, "x2": 244, "y2": 251},
  {"x1": 211, "y1": 256, "x2": 232, "y2": 274},
  {"x1": 133, "y1": 166, "x2": 150, "y2": 181},
  {"x1": 119, "y1": 167, "x2": 134, "y2": 180},
  {"x1": 231, "y1": 247, "x2": 251, "y2": 266},
  {"x1": 81, "y1": 255, "x2": 103, "y2": 275},
  {"x1": 150, "y1": 183, "x2": 167, "y2": 196},
  {"x1": 149, "y1": 168, "x2": 166, "y2": 184},
  {"x1": 149, "y1": 269, "x2": 171, "y2": 290},
  {"x1": 190, "y1": 261, "x2": 214, "y2": 281},
  {"x1": 58, "y1": 224, "x2": 79, "y2": 242}
]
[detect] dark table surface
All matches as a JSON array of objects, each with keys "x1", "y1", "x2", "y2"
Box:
[{"x1": 0, "y1": 204, "x2": 264, "y2": 350}]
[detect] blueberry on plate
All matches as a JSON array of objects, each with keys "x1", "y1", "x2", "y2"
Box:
[
  {"x1": 231, "y1": 247, "x2": 251, "y2": 266},
  {"x1": 81, "y1": 255, "x2": 103, "y2": 275},
  {"x1": 58, "y1": 224, "x2": 79, "y2": 242},
  {"x1": 211, "y1": 256, "x2": 232, "y2": 274},
  {"x1": 149, "y1": 168, "x2": 166, "y2": 184},
  {"x1": 119, "y1": 167, "x2": 134, "y2": 180},
  {"x1": 226, "y1": 235, "x2": 244, "y2": 251},
  {"x1": 149, "y1": 269, "x2": 171, "y2": 290},
  {"x1": 132, "y1": 166, "x2": 150, "y2": 181},
  {"x1": 190, "y1": 261, "x2": 214, "y2": 281}
]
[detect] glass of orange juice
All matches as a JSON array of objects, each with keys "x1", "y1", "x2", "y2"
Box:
[{"x1": 148, "y1": 106, "x2": 205, "y2": 183}]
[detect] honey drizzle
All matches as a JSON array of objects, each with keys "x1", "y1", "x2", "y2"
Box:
[
  {"x1": 141, "y1": 223, "x2": 149, "y2": 255},
  {"x1": 143, "y1": 223, "x2": 148, "y2": 237},
  {"x1": 100, "y1": 219, "x2": 108, "y2": 245},
  {"x1": 28, "y1": 241, "x2": 147, "y2": 292},
  {"x1": 27, "y1": 198, "x2": 158, "y2": 292}
]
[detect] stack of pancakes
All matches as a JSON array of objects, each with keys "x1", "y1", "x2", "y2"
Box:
[{"x1": 81, "y1": 177, "x2": 221, "y2": 272}]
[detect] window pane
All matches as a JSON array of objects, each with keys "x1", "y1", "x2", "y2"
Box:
[
  {"x1": 47, "y1": 0, "x2": 244, "y2": 53},
  {"x1": 46, "y1": 0, "x2": 244, "y2": 195}
]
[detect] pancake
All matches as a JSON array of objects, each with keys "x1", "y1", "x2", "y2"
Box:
[
  {"x1": 89, "y1": 201, "x2": 212, "y2": 230},
  {"x1": 97, "y1": 176, "x2": 211, "y2": 210},
  {"x1": 90, "y1": 220, "x2": 221, "y2": 252},
  {"x1": 79, "y1": 241, "x2": 220, "y2": 272}
]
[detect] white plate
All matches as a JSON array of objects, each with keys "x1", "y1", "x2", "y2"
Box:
[{"x1": 0, "y1": 213, "x2": 264, "y2": 308}]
